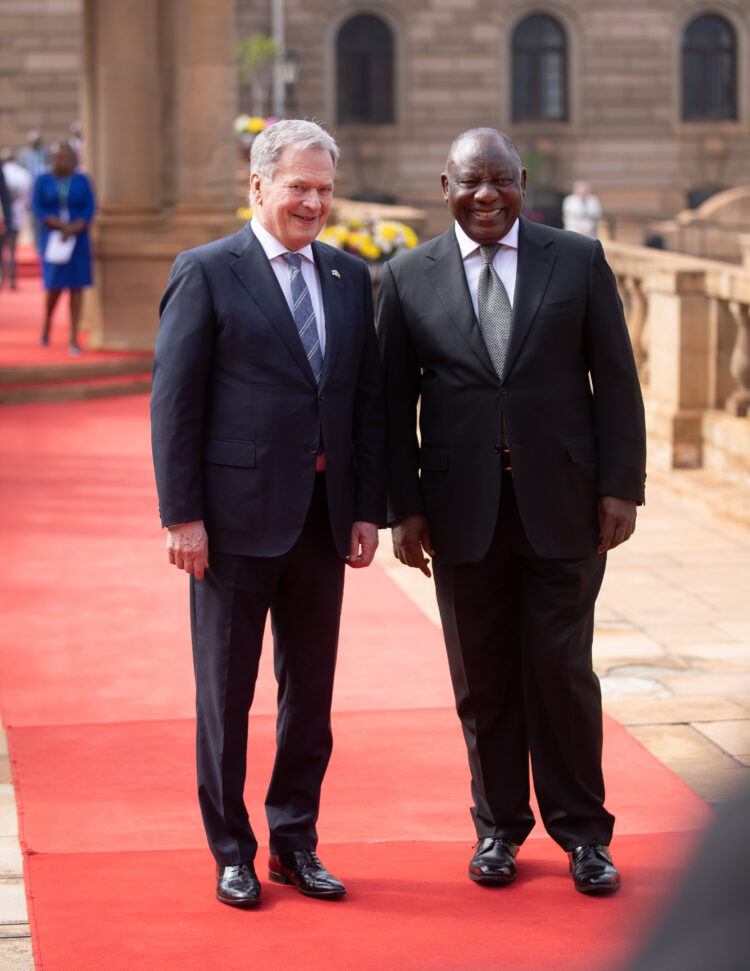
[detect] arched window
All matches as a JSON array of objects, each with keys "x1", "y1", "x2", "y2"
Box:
[
  {"x1": 512, "y1": 15, "x2": 567, "y2": 122},
  {"x1": 337, "y1": 14, "x2": 394, "y2": 124},
  {"x1": 682, "y1": 14, "x2": 737, "y2": 120}
]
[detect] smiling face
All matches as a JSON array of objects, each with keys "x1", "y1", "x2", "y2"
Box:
[
  {"x1": 441, "y1": 133, "x2": 526, "y2": 245},
  {"x1": 250, "y1": 145, "x2": 334, "y2": 251}
]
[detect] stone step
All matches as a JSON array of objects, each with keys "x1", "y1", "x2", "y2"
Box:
[
  {"x1": 0, "y1": 355, "x2": 153, "y2": 387},
  {"x1": 0, "y1": 373, "x2": 152, "y2": 405}
]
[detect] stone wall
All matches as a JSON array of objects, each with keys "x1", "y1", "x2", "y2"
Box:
[
  {"x1": 260, "y1": 0, "x2": 750, "y2": 241},
  {"x1": 0, "y1": 0, "x2": 82, "y2": 151}
]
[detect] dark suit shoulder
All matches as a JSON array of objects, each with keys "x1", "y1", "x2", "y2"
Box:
[
  {"x1": 175, "y1": 223, "x2": 255, "y2": 266},
  {"x1": 384, "y1": 227, "x2": 456, "y2": 274},
  {"x1": 313, "y1": 240, "x2": 371, "y2": 275}
]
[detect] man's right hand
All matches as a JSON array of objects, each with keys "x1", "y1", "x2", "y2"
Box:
[
  {"x1": 166, "y1": 520, "x2": 209, "y2": 579},
  {"x1": 391, "y1": 514, "x2": 435, "y2": 578}
]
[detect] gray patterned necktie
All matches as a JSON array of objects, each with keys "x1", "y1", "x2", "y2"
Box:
[
  {"x1": 282, "y1": 252, "x2": 323, "y2": 383},
  {"x1": 477, "y1": 244, "x2": 512, "y2": 381}
]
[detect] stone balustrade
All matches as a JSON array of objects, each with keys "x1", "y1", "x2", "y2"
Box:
[{"x1": 604, "y1": 241, "x2": 750, "y2": 480}]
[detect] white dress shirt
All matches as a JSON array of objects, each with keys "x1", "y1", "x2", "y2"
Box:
[
  {"x1": 454, "y1": 218, "x2": 519, "y2": 319},
  {"x1": 250, "y1": 217, "x2": 327, "y2": 355}
]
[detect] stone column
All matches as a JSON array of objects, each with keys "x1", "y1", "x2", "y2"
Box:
[
  {"x1": 87, "y1": 0, "x2": 161, "y2": 214},
  {"x1": 82, "y1": 0, "x2": 238, "y2": 349},
  {"x1": 644, "y1": 269, "x2": 712, "y2": 468},
  {"x1": 174, "y1": 0, "x2": 237, "y2": 215}
]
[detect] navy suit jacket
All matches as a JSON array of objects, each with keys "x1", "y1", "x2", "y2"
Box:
[
  {"x1": 376, "y1": 216, "x2": 646, "y2": 562},
  {"x1": 151, "y1": 221, "x2": 386, "y2": 559}
]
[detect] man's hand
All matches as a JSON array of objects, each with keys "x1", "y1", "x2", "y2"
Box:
[
  {"x1": 166, "y1": 520, "x2": 209, "y2": 579},
  {"x1": 597, "y1": 496, "x2": 637, "y2": 554},
  {"x1": 346, "y1": 521, "x2": 379, "y2": 568},
  {"x1": 391, "y1": 514, "x2": 435, "y2": 578}
]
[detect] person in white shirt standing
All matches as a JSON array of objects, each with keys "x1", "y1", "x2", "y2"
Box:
[
  {"x1": 562, "y1": 180, "x2": 602, "y2": 237},
  {"x1": 1, "y1": 149, "x2": 32, "y2": 289}
]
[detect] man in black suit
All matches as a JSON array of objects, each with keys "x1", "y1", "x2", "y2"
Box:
[
  {"x1": 377, "y1": 128, "x2": 645, "y2": 893},
  {"x1": 151, "y1": 119, "x2": 386, "y2": 907}
]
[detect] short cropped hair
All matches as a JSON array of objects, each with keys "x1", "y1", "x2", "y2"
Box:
[
  {"x1": 446, "y1": 128, "x2": 523, "y2": 170},
  {"x1": 250, "y1": 119, "x2": 340, "y2": 182}
]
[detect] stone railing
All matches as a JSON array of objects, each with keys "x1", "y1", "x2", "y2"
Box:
[{"x1": 604, "y1": 241, "x2": 750, "y2": 479}]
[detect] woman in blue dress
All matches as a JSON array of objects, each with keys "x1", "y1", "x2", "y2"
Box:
[{"x1": 32, "y1": 141, "x2": 96, "y2": 355}]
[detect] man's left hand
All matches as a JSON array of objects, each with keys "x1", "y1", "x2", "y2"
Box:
[
  {"x1": 597, "y1": 496, "x2": 637, "y2": 553},
  {"x1": 346, "y1": 521, "x2": 379, "y2": 568}
]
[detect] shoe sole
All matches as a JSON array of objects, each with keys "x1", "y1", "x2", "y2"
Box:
[
  {"x1": 573, "y1": 880, "x2": 621, "y2": 895},
  {"x1": 268, "y1": 870, "x2": 345, "y2": 898},
  {"x1": 468, "y1": 870, "x2": 516, "y2": 887},
  {"x1": 216, "y1": 893, "x2": 261, "y2": 907}
]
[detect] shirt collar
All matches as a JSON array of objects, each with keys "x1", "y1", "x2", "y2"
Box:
[
  {"x1": 454, "y1": 218, "x2": 519, "y2": 259},
  {"x1": 250, "y1": 216, "x2": 315, "y2": 264}
]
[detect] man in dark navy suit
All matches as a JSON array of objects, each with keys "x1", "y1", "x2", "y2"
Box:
[
  {"x1": 377, "y1": 128, "x2": 645, "y2": 894},
  {"x1": 151, "y1": 120, "x2": 386, "y2": 907}
]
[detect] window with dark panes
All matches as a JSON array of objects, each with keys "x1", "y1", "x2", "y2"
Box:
[
  {"x1": 512, "y1": 15, "x2": 567, "y2": 122},
  {"x1": 682, "y1": 14, "x2": 737, "y2": 121},
  {"x1": 337, "y1": 15, "x2": 394, "y2": 125}
]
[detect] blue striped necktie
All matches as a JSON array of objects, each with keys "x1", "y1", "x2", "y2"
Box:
[{"x1": 282, "y1": 252, "x2": 323, "y2": 383}]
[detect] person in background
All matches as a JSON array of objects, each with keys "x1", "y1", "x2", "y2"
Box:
[
  {"x1": 68, "y1": 121, "x2": 86, "y2": 170},
  {"x1": 1, "y1": 148, "x2": 32, "y2": 290},
  {"x1": 562, "y1": 180, "x2": 602, "y2": 237},
  {"x1": 0, "y1": 163, "x2": 13, "y2": 278},
  {"x1": 32, "y1": 141, "x2": 96, "y2": 355},
  {"x1": 377, "y1": 128, "x2": 645, "y2": 895},
  {"x1": 18, "y1": 130, "x2": 50, "y2": 253}
]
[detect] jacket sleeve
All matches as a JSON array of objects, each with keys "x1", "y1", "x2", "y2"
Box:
[
  {"x1": 375, "y1": 260, "x2": 426, "y2": 524},
  {"x1": 350, "y1": 262, "x2": 387, "y2": 525},
  {"x1": 150, "y1": 251, "x2": 215, "y2": 526}
]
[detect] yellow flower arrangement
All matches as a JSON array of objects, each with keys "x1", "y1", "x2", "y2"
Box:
[
  {"x1": 318, "y1": 218, "x2": 419, "y2": 261},
  {"x1": 233, "y1": 115, "x2": 279, "y2": 135}
]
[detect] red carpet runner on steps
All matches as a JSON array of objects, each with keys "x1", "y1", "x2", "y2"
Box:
[{"x1": 0, "y1": 395, "x2": 711, "y2": 970}]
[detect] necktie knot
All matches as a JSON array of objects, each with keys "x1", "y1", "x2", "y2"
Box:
[
  {"x1": 480, "y1": 244, "x2": 500, "y2": 267},
  {"x1": 282, "y1": 251, "x2": 302, "y2": 270}
]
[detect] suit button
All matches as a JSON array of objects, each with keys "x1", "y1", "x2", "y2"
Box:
[
  {"x1": 308, "y1": 444, "x2": 318, "y2": 454},
  {"x1": 499, "y1": 388, "x2": 509, "y2": 397},
  {"x1": 318, "y1": 392, "x2": 326, "y2": 401}
]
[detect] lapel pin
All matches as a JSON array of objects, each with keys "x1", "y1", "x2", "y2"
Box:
[{"x1": 332, "y1": 269, "x2": 341, "y2": 279}]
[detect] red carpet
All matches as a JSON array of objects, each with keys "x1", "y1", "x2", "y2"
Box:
[
  {"x1": 0, "y1": 395, "x2": 711, "y2": 970},
  {"x1": 0, "y1": 261, "x2": 150, "y2": 366}
]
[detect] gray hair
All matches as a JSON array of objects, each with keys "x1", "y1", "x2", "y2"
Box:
[
  {"x1": 250, "y1": 119, "x2": 340, "y2": 182},
  {"x1": 447, "y1": 128, "x2": 523, "y2": 170}
]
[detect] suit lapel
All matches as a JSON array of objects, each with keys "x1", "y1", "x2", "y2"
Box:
[
  {"x1": 312, "y1": 241, "x2": 345, "y2": 387},
  {"x1": 229, "y1": 223, "x2": 317, "y2": 385},
  {"x1": 423, "y1": 228, "x2": 496, "y2": 378},
  {"x1": 505, "y1": 216, "x2": 557, "y2": 377}
]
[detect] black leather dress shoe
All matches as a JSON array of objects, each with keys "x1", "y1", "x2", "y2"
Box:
[
  {"x1": 268, "y1": 850, "x2": 346, "y2": 898},
  {"x1": 469, "y1": 837, "x2": 518, "y2": 886},
  {"x1": 568, "y1": 844, "x2": 620, "y2": 894},
  {"x1": 216, "y1": 863, "x2": 261, "y2": 907}
]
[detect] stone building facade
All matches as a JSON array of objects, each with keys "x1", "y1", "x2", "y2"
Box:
[
  {"x1": 1, "y1": 1, "x2": 748, "y2": 244},
  {"x1": 245, "y1": 0, "x2": 750, "y2": 241}
]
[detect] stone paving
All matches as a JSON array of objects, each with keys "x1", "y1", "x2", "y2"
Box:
[{"x1": 1, "y1": 463, "x2": 749, "y2": 968}]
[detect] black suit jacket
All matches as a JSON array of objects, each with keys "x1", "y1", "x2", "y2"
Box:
[
  {"x1": 376, "y1": 216, "x2": 646, "y2": 562},
  {"x1": 151, "y1": 222, "x2": 386, "y2": 558}
]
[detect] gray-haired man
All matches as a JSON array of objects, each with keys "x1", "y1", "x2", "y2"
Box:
[{"x1": 151, "y1": 120, "x2": 386, "y2": 906}]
